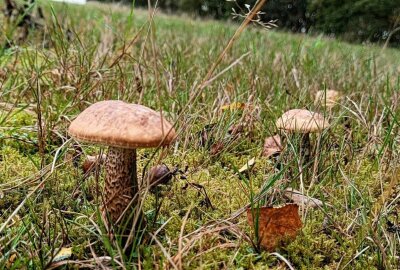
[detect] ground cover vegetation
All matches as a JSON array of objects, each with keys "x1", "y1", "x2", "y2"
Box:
[{"x1": 0, "y1": 1, "x2": 400, "y2": 269}]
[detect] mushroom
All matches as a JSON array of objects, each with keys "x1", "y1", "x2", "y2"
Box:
[
  {"x1": 68, "y1": 100, "x2": 176, "y2": 226},
  {"x1": 276, "y1": 109, "x2": 329, "y2": 163},
  {"x1": 144, "y1": 164, "x2": 173, "y2": 191},
  {"x1": 314, "y1": 90, "x2": 341, "y2": 109}
]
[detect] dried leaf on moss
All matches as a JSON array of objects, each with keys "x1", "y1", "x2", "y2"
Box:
[
  {"x1": 262, "y1": 135, "x2": 282, "y2": 158},
  {"x1": 247, "y1": 204, "x2": 302, "y2": 251}
]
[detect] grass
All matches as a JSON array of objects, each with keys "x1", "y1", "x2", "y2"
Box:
[{"x1": 1, "y1": 1, "x2": 400, "y2": 269}]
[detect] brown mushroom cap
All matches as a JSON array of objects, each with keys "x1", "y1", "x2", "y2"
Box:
[
  {"x1": 315, "y1": 90, "x2": 340, "y2": 108},
  {"x1": 69, "y1": 100, "x2": 176, "y2": 149},
  {"x1": 276, "y1": 109, "x2": 329, "y2": 133}
]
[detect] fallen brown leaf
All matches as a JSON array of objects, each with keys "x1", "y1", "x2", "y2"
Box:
[
  {"x1": 247, "y1": 204, "x2": 302, "y2": 251},
  {"x1": 229, "y1": 123, "x2": 244, "y2": 134},
  {"x1": 262, "y1": 135, "x2": 282, "y2": 158},
  {"x1": 210, "y1": 141, "x2": 224, "y2": 156}
]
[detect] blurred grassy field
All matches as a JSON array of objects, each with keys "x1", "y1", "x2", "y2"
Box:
[{"x1": 1, "y1": 1, "x2": 400, "y2": 269}]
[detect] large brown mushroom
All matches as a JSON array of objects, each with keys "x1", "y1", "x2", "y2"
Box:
[
  {"x1": 68, "y1": 100, "x2": 176, "y2": 227},
  {"x1": 276, "y1": 109, "x2": 329, "y2": 163}
]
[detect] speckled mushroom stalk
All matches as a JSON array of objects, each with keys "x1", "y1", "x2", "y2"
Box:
[
  {"x1": 68, "y1": 100, "x2": 176, "y2": 232},
  {"x1": 299, "y1": 133, "x2": 311, "y2": 163},
  {"x1": 103, "y1": 147, "x2": 137, "y2": 223}
]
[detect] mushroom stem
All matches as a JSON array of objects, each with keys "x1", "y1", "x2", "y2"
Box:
[
  {"x1": 282, "y1": 133, "x2": 311, "y2": 178},
  {"x1": 103, "y1": 147, "x2": 137, "y2": 224},
  {"x1": 300, "y1": 133, "x2": 311, "y2": 165}
]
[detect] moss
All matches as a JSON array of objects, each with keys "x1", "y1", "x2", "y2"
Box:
[
  {"x1": 0, "y1": 146, "x2": 39, "y2": 183},
  {"x1": 284, "y1": 220, "x2": 342, "y2": 269},
  {"x1": 0, "y1": 110, "x2": 38, "y2": 154}
]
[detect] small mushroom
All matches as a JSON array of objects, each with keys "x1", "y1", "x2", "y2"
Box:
[
  {"x1": 314, "y1": 90, "x2": 341, "y2": 109},
  {"x1": 68, "y1": 100, "x2": 176, "y2": 227},
  {"x1": 276, "y1": 109, "x2": 329, "y2": 163},
  {"x1": 144, "y1": 164, "x2": 173, "y2": 190}
]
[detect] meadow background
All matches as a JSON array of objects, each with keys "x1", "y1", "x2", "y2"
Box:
[{"x1": 129, "y1": 0, "x2": 400, "y2": 46}]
